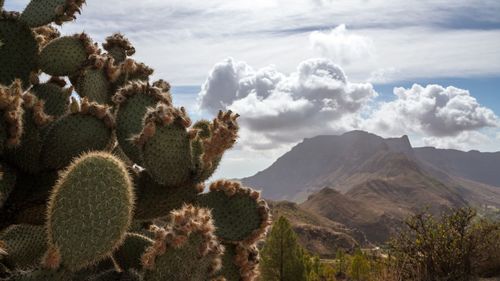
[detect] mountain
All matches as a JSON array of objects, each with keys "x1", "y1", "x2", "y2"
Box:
[
  {"x1": 242, "y1": 130, "x2": 500, "y2": 243},
  {"x1": 268, "y1": 201, "x2": 363, "y2": 258}
]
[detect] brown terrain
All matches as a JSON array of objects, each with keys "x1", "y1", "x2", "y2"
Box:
[{"x1": 243, "y1": 131, "x2": 500, "y2": 254}]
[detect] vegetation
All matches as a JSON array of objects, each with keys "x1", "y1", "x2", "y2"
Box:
[
  {"x1": 260, "y1": 216, "x2": 336, "y2": 281},
  {"x1": 0, "y1": 1, "x2": 271, "y2": 280},
  {"x1": 261, "y1": 209, "x2": 500, "y2": 281},
  {"x1": 388, "y1": 207, "x2": 500, "y2": 281}
]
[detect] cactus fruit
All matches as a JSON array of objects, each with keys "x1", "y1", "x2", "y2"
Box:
[
  {"x1": 142, "y1": 205, "x2": 224, "y2": 281},
  {"x1": 0, "y1": 1, "x2": 271, "y2": 280},
  {"x1": 44, "y1": 151, "x2": 134, "y2": 270}
]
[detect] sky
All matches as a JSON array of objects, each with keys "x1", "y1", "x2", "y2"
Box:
[{"x1": 6, "y1": 0, "x2": 500, "y2": 179}]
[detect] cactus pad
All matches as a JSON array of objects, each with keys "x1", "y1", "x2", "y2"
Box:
[
  {"x1": 31, "y1": 77, "x2": 71, "y2": 117},
  {"x1": 103, "y1": 33, "x2": 135, "y2": 64},
  {"x1": 0, "y1": 80, "x2": 24, "y2": 152},
  {"x1": 113, "y1": 81, "x2": 171, "y2": 165},
  {"x1": 0, "y1": 224, "x2": 47, "y2": 269},
  {"x1": 114, "y1": 233, "x2": 153, "y2": 271},
  {"x1": 0, "y1": 164, "x2": 16, "y2": 209},
  {"x1": 133, "y1": 172, "x2": 202, "y2": 220},
  {"x1": 134, "y1": 103, "x2": 194, "y2": 186},
  {"x1": 197, "y1": 180, "x2": 271, "y2": 244},
  {"x1": 41, "y1": 99, "x2": 114, "y2": 170},
  {"x1": 20, "y1": 0, "x2": 85, "y2": 28},
  {"x1": 4, "y1": 93, "x2": 53, "y2": 174},
  {"x1": 142, "y1": 205, "x2": 224, "y2": 281},
  {"x1": 39, "y1": 33, "x2": 98, "y2": 76},
  {"x1": 0, "y1": 16, "x2": 38, "y2": 87},
  {"x1": 44, "y1": 152, "x2": 134, "y2": 270},
  {"x1": 219, "y1": 243, "x2": 260, "y2": 281}
]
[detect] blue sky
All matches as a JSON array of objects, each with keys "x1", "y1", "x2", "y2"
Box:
[{"x1": 5, "y1": 0, "x2": 500, "y2": 178}]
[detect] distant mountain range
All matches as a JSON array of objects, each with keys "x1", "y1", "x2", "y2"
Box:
[{"x1": 241, "y1": 130, "x2": 500, "y2": 246}]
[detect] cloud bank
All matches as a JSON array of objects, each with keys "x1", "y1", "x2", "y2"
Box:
[
  {"x1": 199, "y1": 58, "x2": 499, "y2": 152},
  {"x1": 199, "y1": 58, "x2": 376, "y2": 148}
]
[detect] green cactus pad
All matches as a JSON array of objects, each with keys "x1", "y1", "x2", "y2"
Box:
[
  {"x1": 76, "y1": 66, "x2": 112, "y2": 105},
  {"x1": 113, "y1": 81, "x2": 171, "y2": 166},
  {"x1": 0, "y1": 17, "x2": 38, "y2": 88},
  {"x1": 114, "y1": 233, "x2": 153, "y2": 271},
  {"x1": 19, "y1": 0, "x2": 85, "y2": 28},
  {"x1": 113, "y1": 60, "x2": 153, "y2": 89},
  {"x1": 9, "y1": 268, "x2": 72, "y2": 281},
  {"x1": 103, "y1": 33, "x2": 135, "y2": 64},
  {"x1": 219, "y1": 243, "x2": 260, "y2": 281},
  {"x1": 0, "y1": 224, "x2": 47, "y2": 269},
  {"x1": 31, "y1": 78, "x2": 71, "y2": 117},
  {"x1": 197, "y1": 180, "x2": 271, "y2": 244},
  {"x1": 0, "y1": 164, "x2": 16, "y2": 209},
  {"x1": 39, "y1": 33, "x2": 98, "y2": 76},
  {"x1": 88, "y1": 269, "x2": 143, "y2": 281},
  {"x1": 4, "y1": 170, "x2": 58, "y2": 226},
  {"x1": 133, "y1": 172, "x2": 202, "y2": 220},
  {"x1": 193, "y1": 111, "x2": 239, "y2": 183},
  {"x1": 0, "y1": 81, "x2": 24, "y2": 154},
  {"x1": 142, "y1": 205, "x2": 224, "y2": 281},
  {"x1": 135, "y1": 103, "x2": 195, "y2": 186},
  {"x1": 45, "y1": 152, "x2": 134, "y2": 270},
  {"x1": 4, "y1": 93, "x2": 53, "y2": 174},
  {"x1": 41, "y1": 99, "x2": 114, "y2": 170}
]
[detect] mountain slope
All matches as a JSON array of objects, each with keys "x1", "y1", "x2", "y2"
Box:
[
  {"x1": 415, "y1": 147, "x2": 500, "y2": 188},
  {"x1": 242, "y1": 130, "x2": 500, "y2": 243},
  {"x1": 268, "y1": 201, "x2": 362, "y2": 257},
  {"x1": 242, "y1": 131, "x2": 414, "y2": 201}
]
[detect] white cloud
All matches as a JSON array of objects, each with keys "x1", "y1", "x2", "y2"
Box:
[
  {"x1": 364, "y1": 84, "x2": 498, "y2": 137},
  {"x1": 198, "y1": 58, "x2": 376, "y2": 147},
  {"x1": 310, "y1": 24, "x2": 374, "y2": 65},
  {"x1": 4, "y1": 0, "x2": 498, "y2": 85},
  {"x1": 198, "y1": 59, "x2": 499, "y2": 154},
  {"x1": 422, "y1": 131, "x2": 494, "y2": 151}
]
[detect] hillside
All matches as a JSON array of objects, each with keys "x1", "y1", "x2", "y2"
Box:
[
  {"x1": 242, "y1": 130, "x2": 500, "y2": 243},
  {"x1": 268, "y1": 201, "x2": 363, "y2": 258}
]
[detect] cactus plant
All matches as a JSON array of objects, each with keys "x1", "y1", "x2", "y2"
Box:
[{"x1": 0, "y1": 1, "x2": 271, "y2": 281}]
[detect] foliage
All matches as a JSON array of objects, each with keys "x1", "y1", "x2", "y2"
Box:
[
  {"x1": 0, "y1": 1, "x2": 271, "y2": 280},
  {"x1": 260, "y1": 216, "x2": 308, "y2": 281},
  {"x1": 388, "y1": 207, "x2": 500, "y2": 281},
  {"x1": 260, "y1": 217, "x2": 337, "y2": 281}
]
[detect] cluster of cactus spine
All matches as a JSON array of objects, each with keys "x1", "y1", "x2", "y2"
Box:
[{"x1": 0, "y1": 1, "x2": 271, "y2": 280}]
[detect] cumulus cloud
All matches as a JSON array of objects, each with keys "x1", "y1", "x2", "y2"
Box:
[
  {"x1": 310, "y1": 24, "x2": 374, "y2": 65},
  {"x1": 422, "y1": 131, "x2": 494, "y2": 151},
  {"x1": 364, "y1": 84, "x2": 498, "y2": 137},
  {"x1": 198, "y1": 58, "x2": 376, "y2": 147}
]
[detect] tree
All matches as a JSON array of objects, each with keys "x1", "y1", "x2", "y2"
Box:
[
  {"x1": 388, "y1": 208, "x2": 500, "y2": 280},
  {"x1": 349, "y1": 248, "x2": 370, "y2": 281},
  {"x1": 260, "y1": 216, "x2": 308, "y2": 281}
]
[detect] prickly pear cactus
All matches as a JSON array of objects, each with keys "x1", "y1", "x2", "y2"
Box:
[{"x1": 0, "y1": 1, "x2": 271, "y2": 281}]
